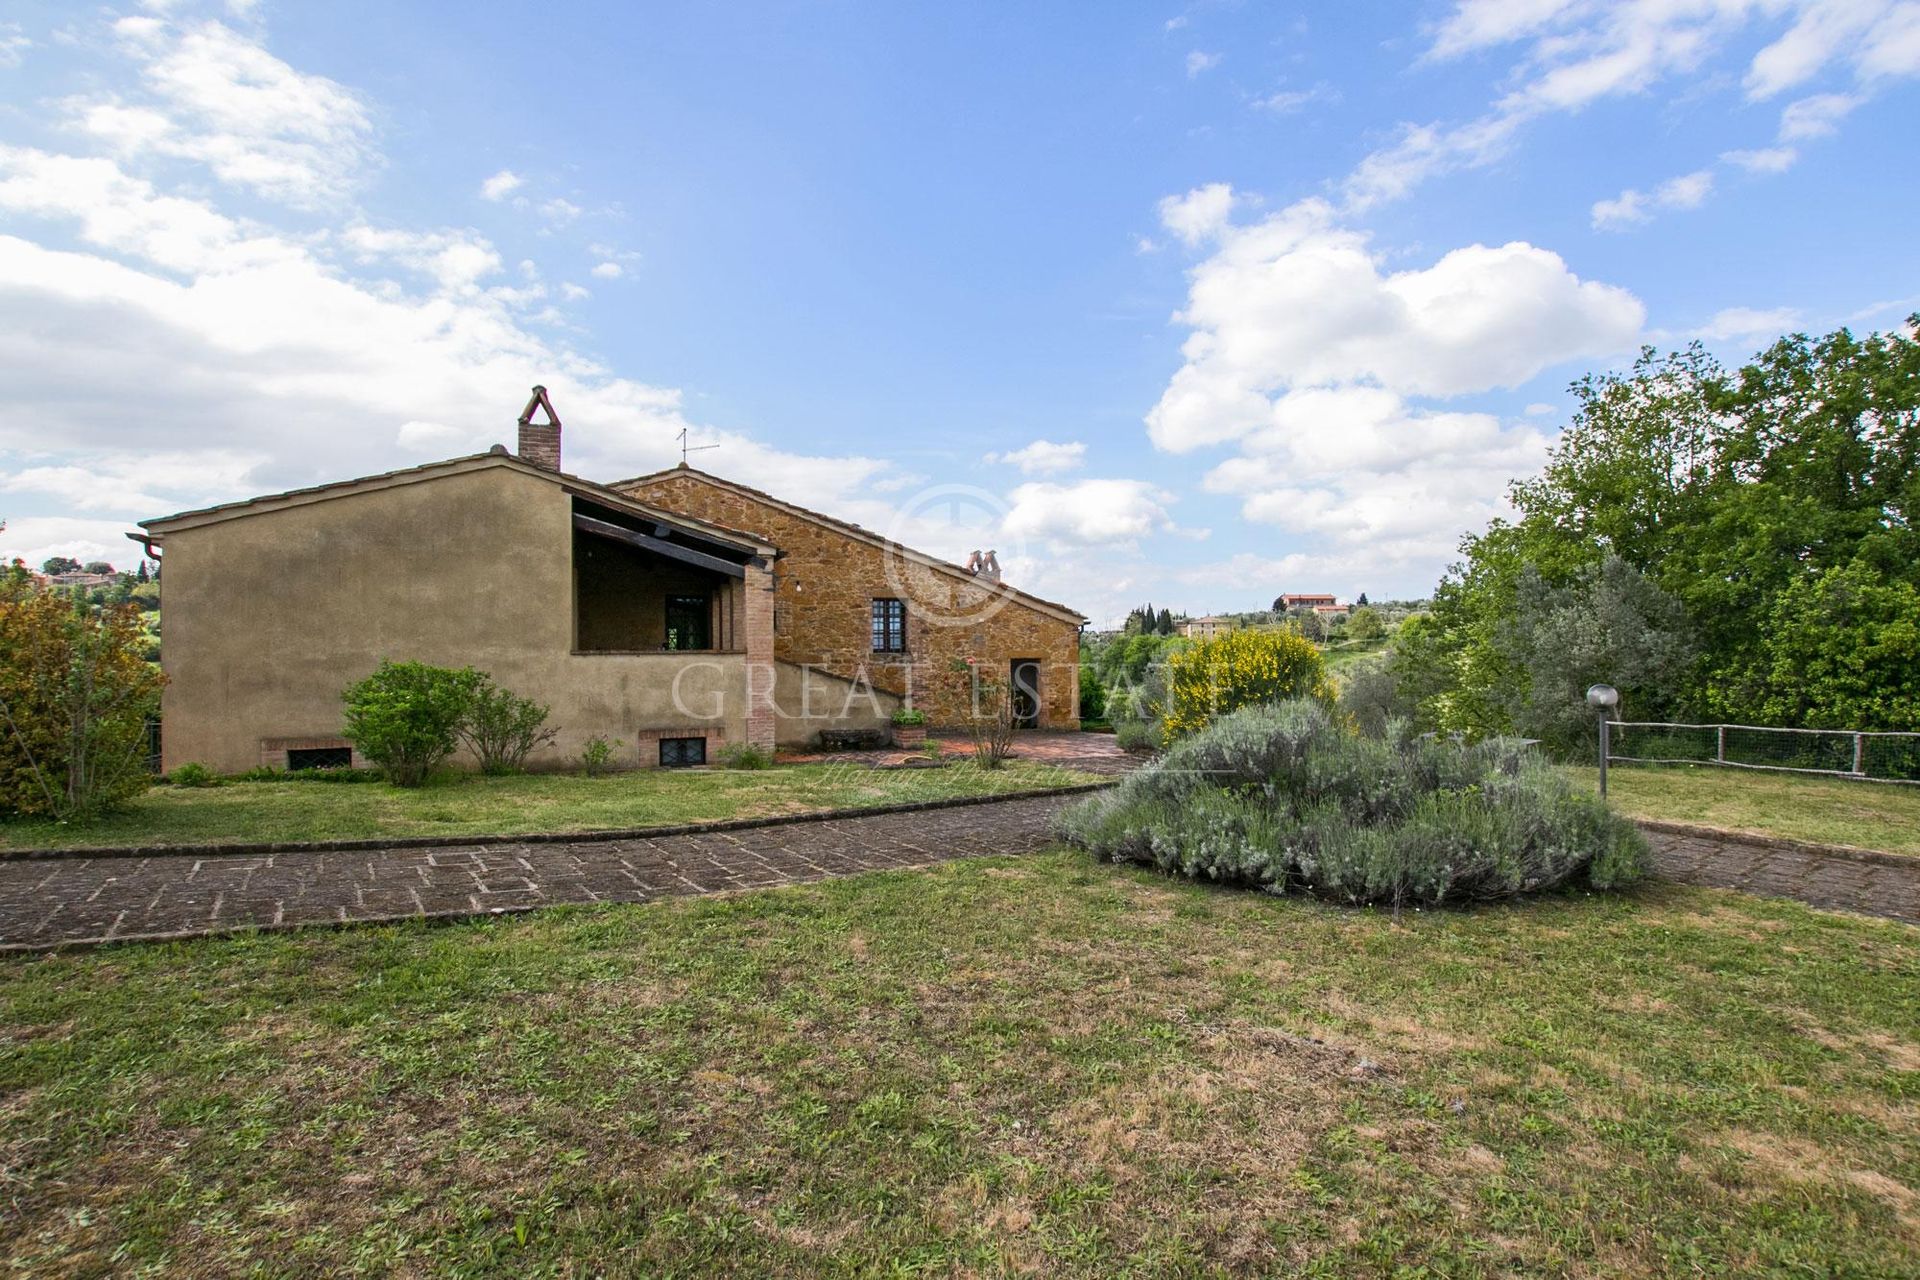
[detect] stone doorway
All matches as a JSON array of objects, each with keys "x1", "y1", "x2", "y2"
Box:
[{"x1": 1009, "y1": 658, "x2": 1041, "y2": 728}]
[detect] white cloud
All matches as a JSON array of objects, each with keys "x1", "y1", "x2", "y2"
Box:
[
  {"x1": 1252, "y1": 83, "x2": 1337, "y2": 113},
  {"x1": 1589, "y1": 188, "x2": 1649, "y2": 230},
  {"x1": 1590, "y1": 168, "x2": 1714, "y2": 230},
  {"x1": 1185, "y1": 50, "x2": 1221, "y2": 77},
  {"x1": 1001, "y1": 479, "x2": 1175, "y2": 546},
  {"x1": 1399, "y1": 2, "x2": 1920, "y2": 216},
  {"x1": 71, "y1": 18, "x2": 374, "y2": 207},
  {"x1": 539, "y1": 197, "x2": 581, "y2": 224},
  {"x1": 560, "y1": 281, "x2": 590, "y2": 301},
  {"x1": 1142, "y1": 192, "x2": 1640, "y2": 579},
  {"x1": 984, "y1": 440, "x2": 1087, "y2": 475},
  {"x1": 0, "y1": 515, "x2": 150, "y2": 573},
  {"x1": 341, "y1": 223, "x2": 504, "y2": 292},
  {"x1": 1722, "y1": 145, "x2": 1799, "y2": 172},
  {"x1": 1688, "y1": 305, "x2": 1801, "y2": 341},
  {"x1": 589, "y1": 261, "x2": 622, "y2": 280},
  {"x1": 1857, "y1": 2, "x2": 1920, "y2": 79},
  {"x1": 1156, "y1": 182, "x2": 1235, "y2": 247},
  {"x1": 1524, "y1": 402, "x2": 1557, "y2": 416},
  {"x1": 0, "y1": 24, "x2": 31, "y2": 69},
  {"x1": 479, "y1": 168, "x2": 522, "y2": 200},
  {"x1": 1745, "y1": 0, "x2": 1905, "y2": 98},
  {"x1": 1778, "y1": 90, "x2": 1861, "y2": 139},
  {"x1": 1147, "y1": 199, "x2": 1641, "y2": 453}
]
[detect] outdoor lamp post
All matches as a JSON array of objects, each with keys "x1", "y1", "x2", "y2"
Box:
[{"x1": 1586, "y1": 683, "x2": 1620, "y2": 798}]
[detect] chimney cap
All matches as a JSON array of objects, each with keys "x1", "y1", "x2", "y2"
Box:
[{"x1": 517, "y1": 385, "x2": 560, "y2": 428}]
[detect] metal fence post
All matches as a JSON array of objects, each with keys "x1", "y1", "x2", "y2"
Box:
[
  {"x1": 1599, "y1": 717, "x2": 1610, "y2": 799},
  {"x1": 1716, "y1": 725, "x2": 1725, "y2": 764},
  {"x1": 1853, "y1": 733, "x2": 1865, "y2": 777}
]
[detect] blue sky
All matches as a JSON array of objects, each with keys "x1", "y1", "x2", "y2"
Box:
[{"x1": 2, "y1": 1, "x2": 1916, "y2": 625}]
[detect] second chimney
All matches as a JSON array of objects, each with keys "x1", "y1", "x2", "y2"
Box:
[{"x1": 517, "y1": 385, "x2": 562, "y2": 471}]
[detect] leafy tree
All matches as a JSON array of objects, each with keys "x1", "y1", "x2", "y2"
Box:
[
  {"x1": 1346, "y1": 606, "x2": 1385, "y2": 642},
  {"x1": 1356, "y1": 592, "x2": 1369, "y2": 606},
  {"x1": 82, "y1": 561, "x2": 114, "y2": 575},
  {"x1": 136, "y1": 562, "x2": 150, "y2": 584},
  {"x1": 1338, "y1": 655, "x2": 1408, "y2": 737},
  {"x1": 1494, "y1": 557, "x2": 1694, "y2": 752},
  {"x1": 0, "y1": 567, "x2": 164, "y2": 817},
  {"x1": 1398, "y1": 318, "x2": 1920, "y2": 736},
  {"x1": 1077, "y1": 663, "x2": 1107, "y2": 722},
  {"x1": 341, "y1": 660, "x2": 481, "y2": 786},
  {"x1": 1161, "y1": 628, "x2": 1331, "y2": 738},
  {"x1": 1726, "y1": 559, "x2": 1920, "y2": 730},
  {"x1": 1290, "y1": 609, "x2": 1325, "y2": 643},
  {"x1": 40, "y1": 557, "x2": 80, "y2": 576},
  {"x1": 1156, "y1": 607, "x2": 1174, "y2": 636}
]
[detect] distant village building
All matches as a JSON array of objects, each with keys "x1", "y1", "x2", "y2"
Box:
[
  {"x1": 1279, "y1": 592, "x2": 1338, "y2": 609},
  {"x1": 1181, "y1": 614, "x2": 1236, "y2": 640}
]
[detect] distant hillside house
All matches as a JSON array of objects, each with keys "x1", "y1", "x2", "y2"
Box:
[
  {"x1": 133, "y1": 390, "x2": 1084, "y2": 774},
  {"x1": 1280, "y1": 592, "x2": 1338, "y2": 608},
  {"x1": 1181, "y1": 615, "x2": 1236, "y2": 640},
  {"x1": 1312, "y1": 603, "x2": 1351, "y2": 617}
]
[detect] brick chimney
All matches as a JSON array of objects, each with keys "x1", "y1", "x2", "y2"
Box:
[{"x1": 516, "y1": 385, "x2": 562, "y2": 471}]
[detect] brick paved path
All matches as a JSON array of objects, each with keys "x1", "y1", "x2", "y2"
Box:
[
  {"x1": 1643, "y1": 825, "x2": 1919, "y2": 925},
  {"x1": 3, "y1": 785, "x2": 1912, "y2": 953},
  {"x1": 0, "y1": 792, "x2": 1083, "y2": 952}
]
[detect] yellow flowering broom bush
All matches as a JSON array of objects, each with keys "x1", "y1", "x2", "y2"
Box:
[{"x1": 1161, "y1": 627, "x2": 1332, "y2": 739}]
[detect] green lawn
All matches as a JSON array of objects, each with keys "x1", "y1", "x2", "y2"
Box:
[
  {"x1": 0, "y1": 760, "x2": 1098, "y2": 853},
  {"x1": 3, "y1": 852, "x2": 1915, "y2": 1276},
  {"x1": 1321, "y1": 636, "x2": 1389, "y2": 675},
  {"x1": 1565, "y1": 763, "x2": 1920, "y2": 856}
]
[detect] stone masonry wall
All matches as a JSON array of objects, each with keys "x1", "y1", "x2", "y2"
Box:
[{"x1": 619, "y1": 471, "x2": 1082, "y2": 730}]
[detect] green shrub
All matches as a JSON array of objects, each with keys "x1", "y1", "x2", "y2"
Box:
[
  {"x1": 1078, "y1": 664, "x2": 1108, "y2": 722},
  {"x1": 0, "y1": 573, "x2": 164, "y2": 818},
  {"x1": 1058, "y1": 699, "x2": 1648, "y2": 909},
  {"x1": 580, "y1": 735, "x2": 620, "y2": 777},
  {"x1": 168, "y1": 762, "x2": 218, "y2": 788},
  {"x1": 1161, "y1": 628, "x2": 1332, "y2": 739},
  {"x1": 717, "y1": 743, "x2": 774, "y2": 770},
  {"x1": 890, "y1": 708, "x2": 926, "y2": 727},
  {"x1": 1114, "y1": 719, "x2": 1160, "y2": 753},
  {"x1": 457, "y1": 676, "x2": 556, "y2": 775},
  {"x1": 341, "y1": 660, "x2": 480, "y2": 788}
]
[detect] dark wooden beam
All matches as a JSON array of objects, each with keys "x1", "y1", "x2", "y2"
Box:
[{"x1": 573, "y1": 514, "x2": 746, "y2": 578}]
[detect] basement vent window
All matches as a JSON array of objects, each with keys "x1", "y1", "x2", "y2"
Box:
[
  {"x1": 659, "y1": 737, "x2": 707, "y2": 768},
  {"x1": 287, "y1": 746, "x2": 352, "y2": 771}
]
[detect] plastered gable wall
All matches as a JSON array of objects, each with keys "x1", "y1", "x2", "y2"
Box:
[
  {"x1": 157, "y1": 464, "x2": 752, "y2": 773},
  {"x1": 617, "y1": 471, "x2": 1082, "y2": 728}
]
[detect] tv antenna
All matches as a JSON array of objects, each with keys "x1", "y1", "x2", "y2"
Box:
[{"x1": 676, "y1": 426, "x2": 719, "y2": 466}]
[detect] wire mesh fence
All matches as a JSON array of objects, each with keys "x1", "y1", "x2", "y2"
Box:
[{"x1": 1606, "y1": 721, "x2": 1920, "y2": 784}]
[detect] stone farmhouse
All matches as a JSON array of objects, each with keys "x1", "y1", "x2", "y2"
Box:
[
  {"x1": 132, "y1": 390, "x2": 1084, "y2": 775},
  {"x1": 1181, "y1": 615, "x2": 1236, "y2": 640}
]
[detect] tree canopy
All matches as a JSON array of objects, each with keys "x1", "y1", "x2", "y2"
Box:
[{"x1": 1397, "y1": 319, "x2": 1920, "y2": 738}]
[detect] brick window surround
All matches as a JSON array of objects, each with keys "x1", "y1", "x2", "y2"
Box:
[
  {"x1": 631, "y1": 727, "x2": 726, "y2": 767},
  {"x1": 260, "y1": 736, "x2": 367, "y2": 770}
]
